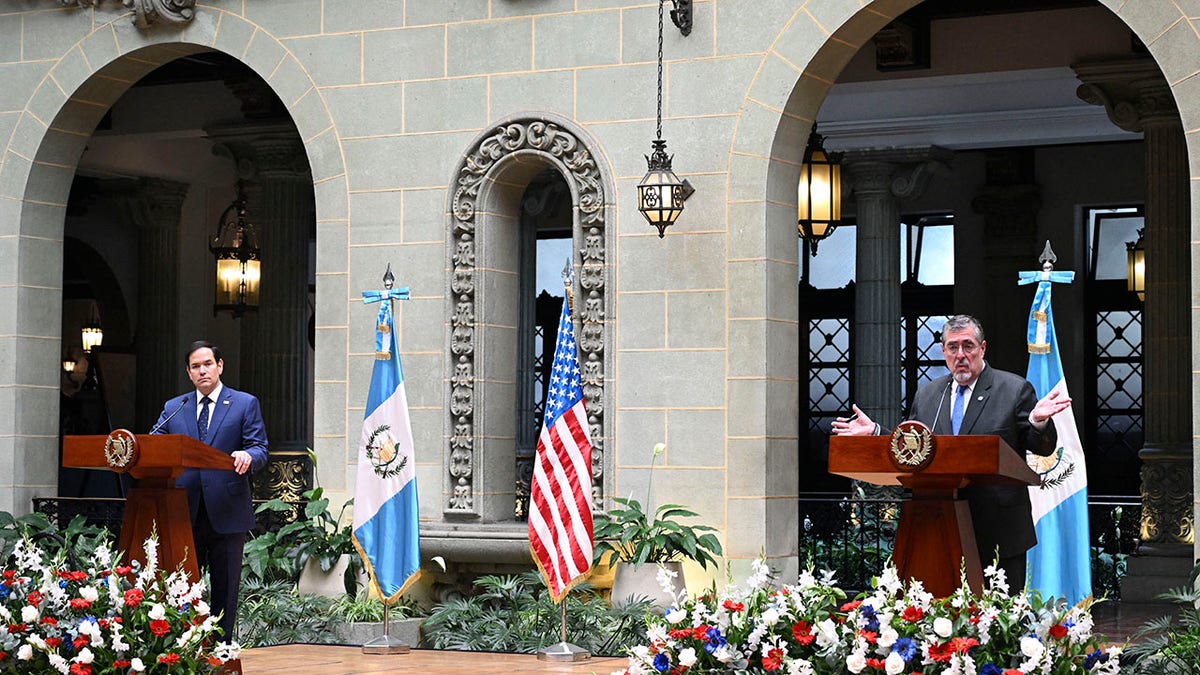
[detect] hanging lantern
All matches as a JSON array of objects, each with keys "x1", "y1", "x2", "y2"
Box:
[
  {"x1": 1126, "y1": 227, "x2": 1144, "y2": 301},
  {"x1": 210, "y1": 186, "x2": 261, "y2": 317},
  {"x1": 635, "y1": 0, "x2": 694, "y2": 238},
  {"x1": 798, "y1": 126, "x2": 842, "y2": 256},
  {"x1": 81, "y1": 313, "x2": 103, "y2": 354},
  {"x1": 637, "y1": 140, "x2": 689, "y2": 237}
]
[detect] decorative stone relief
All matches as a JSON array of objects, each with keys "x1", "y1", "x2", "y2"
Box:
[
  {"x1": 448, "y1": 118, "x2": 607, "y2": 514},
  {"x1": 59, "y1": 0, "x2": 196, "y2": 28},
  {"x1": 1140, "y1": 456, "x2": 1194, "y2": 544}
]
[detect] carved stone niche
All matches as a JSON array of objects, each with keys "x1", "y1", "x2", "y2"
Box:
[{"x1": 59, "y1": 0, "x2": 196, "y2": 29}]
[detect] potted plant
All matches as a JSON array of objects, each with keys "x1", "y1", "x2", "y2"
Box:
[
  {"x1": 251, "y1": 486, "x2": 363, "y2": 597},
  {"x1": 329, "y1": 590, "x2": 424, "y2": 648},
  {"x1": 592, "y1": 443, "x2": 723, "y2": 607}
]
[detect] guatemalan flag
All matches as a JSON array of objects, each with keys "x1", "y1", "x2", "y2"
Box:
[
  {"x1": 1019, "y1": 268, "x2": 1091, "y2": 605},
  {"x1": 528, "y1": 297, "x2": 595, "y2": 602},
  {"x1": 352, "y1": 285, "x2": 421, "y2": 603}
]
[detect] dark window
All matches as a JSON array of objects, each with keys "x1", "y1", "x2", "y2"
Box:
[{"x1": 1084, "y1": 206, "x2": 1144, "y2": 495}]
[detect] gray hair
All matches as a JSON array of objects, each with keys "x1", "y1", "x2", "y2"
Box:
[{"x1": 941, "y1": 315, "x2": 985, "y2": 345}]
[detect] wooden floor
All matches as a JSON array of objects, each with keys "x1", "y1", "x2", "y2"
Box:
[{"x1": 239, "y1": 644, "x2": 628, "y2": 674}]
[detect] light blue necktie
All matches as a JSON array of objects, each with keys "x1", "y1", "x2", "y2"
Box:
[{"x1": 950, "y1": 384, "x2": 967, "y2": 435}]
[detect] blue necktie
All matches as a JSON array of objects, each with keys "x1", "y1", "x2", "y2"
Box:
[
  {"x1": 951, "y1": 384, "x2": 967, "y2": 435},
  {"x1": 198, "y1": 395, "x2": 212, "y2": 440}
]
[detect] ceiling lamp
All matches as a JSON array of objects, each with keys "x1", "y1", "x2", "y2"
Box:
[
  {"x1": 210, "y1": 184, "x2": 261, "y2": 317},
  {"x1": 798, "y1": 125, "x2": 843, "y2": 256},
  {"x1": 636, "y1": 0, "x2": 695, "y2": 237}
]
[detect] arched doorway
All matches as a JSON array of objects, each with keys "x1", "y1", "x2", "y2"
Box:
[
  {"x1": 4, "y1": 11, "x2": 343, "y2": 519},
  {"x1": 723, "y1": 0, "x2": 1194, "y2": 582}
]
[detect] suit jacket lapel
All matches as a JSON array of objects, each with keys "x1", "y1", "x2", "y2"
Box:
[
  {"x1": 932, "y1": 378, "x2": 955, "y2": 435},
  {"x1": 181, "y1": 394, "x2": 198, "y2": 438},
  {"x1": 206, "y1": 387, "x2": 235, "y2": 446},
  {"x1": 959, "y1": 366, "x2": 992, "y2": 434}
]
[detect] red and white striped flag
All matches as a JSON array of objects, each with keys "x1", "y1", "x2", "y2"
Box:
[{"x1": 528, "y1": 298, "x2": 594, "y2": 602}]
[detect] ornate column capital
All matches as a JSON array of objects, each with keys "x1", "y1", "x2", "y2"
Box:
[
  {"x1": 59, "y1": 0, "x2": 196, "y2": 29},
  {"x1": 102, "y1": 177, "x2": 189, "y2": 231},
  {"x1": 1074, "y1": 57, "x2": 1179, "y2": 132},
  {"x1": 842, "y1": 146, "x2": 952, "y2": 201},
  {"x1": 250, "y1": 137, "x2": 310, "y2": 180}
]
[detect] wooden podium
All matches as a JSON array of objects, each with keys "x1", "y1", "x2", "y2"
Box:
[
  {"x1": 62, "y1": 432, "x2": 234, "y2": 580},
  {"x1": 63, "y1": 431, "x2": 246, "y2": 673},
  {"x1": 828, "y1": 432, "x2": 1039, "y2": 596}
]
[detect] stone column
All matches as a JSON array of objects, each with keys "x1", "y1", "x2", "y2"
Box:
[
  {"x1": 970, "y1": 150, "x2": 1041, "y2": 369},
  {"x1": 842, "y1": 148, "x2": 949, "y2": 431},
  {"x1": 1076, "y1": 58, "x2": 1193, "y2": 593},
  {"x1": 242, "y1": 137, "x2": 314, "y2": 453},
  {"x1": 112, "y1": 178, "x2": 189, "y2": 430}
]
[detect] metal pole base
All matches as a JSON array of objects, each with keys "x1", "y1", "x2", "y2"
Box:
[
  {"x1": 361, "y1": 633, "x2": 411, "y2": 655},
  {"x1": 537, "y1": 641, "x2": 591, "y2": 662}
]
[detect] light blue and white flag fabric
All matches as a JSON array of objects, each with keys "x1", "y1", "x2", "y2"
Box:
[
  {"x1": 1019, "y1": 268, "x2": 1090, "y2": 605},
  {"x1": 352, "y1": 286, "x2": 420, "y2": 602}
]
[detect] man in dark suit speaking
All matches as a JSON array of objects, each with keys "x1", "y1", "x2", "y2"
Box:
[
  {"x1": 831, "y1": 315, "x2": 1070, "y2": 589},
  {"x1": 152, "y1": 340, "x2": 268, "y2": 640}
]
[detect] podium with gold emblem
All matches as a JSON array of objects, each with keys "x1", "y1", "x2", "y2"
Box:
[
  {"x1": 63, "y1": 431, "x2": 234, "y2": 579},
  {"x1": 828, "y1": 422, "x2": 1040, "y2": 596}
]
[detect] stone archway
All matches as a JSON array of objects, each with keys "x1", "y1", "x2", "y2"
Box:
[
  {"x1": 722, "y1": 0, "x2": 1200, "y2": 572},
  {"x1": 444, "y1": 113, "x2": 615, "y2": 522},
  {"x1": 0, "y1": 10, "x2": 344, "y2": 514}
]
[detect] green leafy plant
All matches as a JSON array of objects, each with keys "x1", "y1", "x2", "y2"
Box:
[
  {"x1": 254, "y1": 487, "x2": 357, "y2": 578},
  {"x1": 0, "y1": 511, "x2": 111, "y2": 567},
  {"x1": 236, "y1": 577, "x2": 338, "y2": 648},
  {"x1": 1090, "y1": 504, "x2": 1130, "y2": 600},
  {"x1": 421, "y1": 571, "x2": 650, "y2": 655},
  {"x1": 1124, "y1": 559, "x2": 1200, "y2": 674},
  {"x1": 592, "y1": 443, "x2": 723, "y2": 570},
  {"x1": 329, "y1": 589, "x2": 424, "y2": 624},
  {"x1": 243, "y1": 450, "x2": 361, "y2": 593}
]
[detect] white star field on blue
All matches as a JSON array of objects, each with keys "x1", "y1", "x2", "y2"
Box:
[{"x1": 545, "y1": 303, "x2": 584, "y2": 422}]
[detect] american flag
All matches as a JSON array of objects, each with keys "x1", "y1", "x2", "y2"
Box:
[{"x1": 528, "y1": 298, "x2": 594, "y2": 602}]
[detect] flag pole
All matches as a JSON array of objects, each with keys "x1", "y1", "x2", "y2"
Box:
[
  {"x1": 536, "y1": 258, "x2": 591, "y2": 663},
  {"x1": 361, "y1": 263, "x2": 412, "y2": 656}
]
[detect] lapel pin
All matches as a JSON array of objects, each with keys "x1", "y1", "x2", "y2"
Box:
[{"x1": 223, "y1": 400, "x2": 230, "y2": 405}]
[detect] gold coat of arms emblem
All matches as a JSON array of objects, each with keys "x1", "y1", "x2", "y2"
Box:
[
  {"x1": 889, "y1": 420, "x2": 935, "y2": 472},
  {"x1": 103, "y1": 428, "x2": 139, "y2": 471}
]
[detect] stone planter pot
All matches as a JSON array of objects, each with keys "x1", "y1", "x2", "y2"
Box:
[
  {"x1": 610, "y1": 561, "x2": 684, "y2": 609},
  {"x1": 297, "y1": 554, "x2": 365, "y2": 597},
  {"x1": 332, "y1": 617, "x2": 422, "y2": 648}
]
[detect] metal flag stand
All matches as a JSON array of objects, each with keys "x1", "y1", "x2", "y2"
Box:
[
  {"x1": 535, "y1": 258, "x2": 590, "y2": 663},
  {"x1": 536, "y1": 601, "x2": 590, "y2": 662},
  {"x1": 361, "y1": 600, "x2": 410, "y2": 655},
  {"x1": 360, "y1": 263, "x2": 411, "y2": 656}
]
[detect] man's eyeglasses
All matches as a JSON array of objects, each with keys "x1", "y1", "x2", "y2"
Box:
[{"x1": 942, "y1": 342, "x2": 979, "y2": 356}]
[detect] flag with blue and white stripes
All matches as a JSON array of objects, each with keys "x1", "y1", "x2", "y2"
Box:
[
  {"x1": 352, "y1": 286, "x2": 421, "y2": 602},
  {"x1": 1020, "y1": 269, "x2": 1091, "y2": 605}
]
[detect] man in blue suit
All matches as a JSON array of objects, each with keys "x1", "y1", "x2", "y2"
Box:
[{"x1": 153, "y1": 340, "x2": 268, "y2": 641}]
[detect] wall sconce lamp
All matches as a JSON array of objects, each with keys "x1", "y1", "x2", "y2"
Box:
[
  {"x1": 210, "y1": 184, "x2": 261, "y2": 317},
  {"x1": 798, "y1": 125, "x2": 843, "y2": 256},
  {"x1": 1126, "y1": 227, "x2": 1144, "y2": 301},
  {"x1": 636, "y1": 0, "x2": 695, "y2": 237},
  {"x1": 62, "y1": 356, "x2": 77, "y2": 374}
]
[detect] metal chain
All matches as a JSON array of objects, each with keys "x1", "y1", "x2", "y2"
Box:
[{"x1": 656, "y1": 0, "x2": 665, "y2": 140}]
